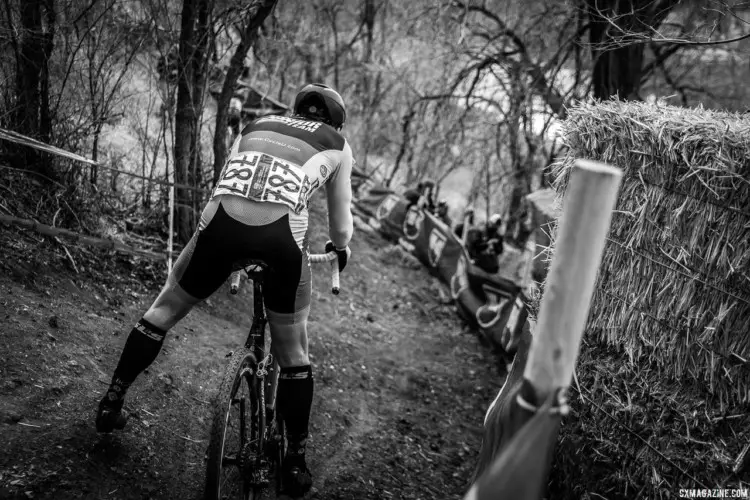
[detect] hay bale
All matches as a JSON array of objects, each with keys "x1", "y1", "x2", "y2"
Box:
[
  {"x1": 525, "y1": 188, "x2": 562, "y2": 283},
  {"x1": 548, "y1": 340, "x2": 750, "y2": 497},
  {"x1": 549, "y1": 98, "x2": 750, "y2": 408},
  {"x1": 540, "y1": 98, "x2": 750, "y2": 498}
]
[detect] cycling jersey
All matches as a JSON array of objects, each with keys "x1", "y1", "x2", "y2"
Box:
[
  {"x1": 170, "y1": 114, "x2": 354, "y2": 320},
  {"x1": 213, "y1": 115, "x2": 353, "y2": 244}
]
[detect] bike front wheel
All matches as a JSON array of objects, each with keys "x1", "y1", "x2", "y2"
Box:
[{"x1": 204, "y1": 348, "x2": 266, "y2": 500}]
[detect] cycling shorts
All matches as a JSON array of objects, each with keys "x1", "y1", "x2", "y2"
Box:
[{"x1": 167, "y1": 197, "x2": 311, "y2": 324}]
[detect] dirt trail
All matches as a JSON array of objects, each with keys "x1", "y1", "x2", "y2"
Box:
[{"x1": 0, "y1": 210, "x2": 505, "y2": 500}]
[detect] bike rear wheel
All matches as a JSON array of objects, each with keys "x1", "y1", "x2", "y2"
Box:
[
  {"x1": 204, "y1": 348, "x2": 266, "y2": 500},
  {"x1": 273, "y1": 412, "x2": 286, "y2": 495}
]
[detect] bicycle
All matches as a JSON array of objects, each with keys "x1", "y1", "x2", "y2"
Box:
[{"x1": 204, "y1": 250, "x2": 341, "y2": 500}]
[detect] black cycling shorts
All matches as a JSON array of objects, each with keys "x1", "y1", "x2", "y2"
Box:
[{"x1": 169, "y1": 202, "x2": 311, "y2": 317}]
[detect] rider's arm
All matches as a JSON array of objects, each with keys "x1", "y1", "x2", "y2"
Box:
[
  {"x1": 228, "y1": 133, "x2": 242, "y2": 155},
  {"x1": 325, "y1": 141, "x2": 354, "y2": 249}
]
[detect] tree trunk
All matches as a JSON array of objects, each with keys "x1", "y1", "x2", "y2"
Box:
[
  {"x1": 386, "y1": 108, "x2": 415, "y2": 187},
  {"x1": 212, "y1": 0, "x2": 278, "y2": 186},
  {"x1": 586, "y1": 0, "x2": 680, "y2": 100},
  {"x1": 13, "y1": 0, "x2": 56, "y2": 178},
  {"x1": 190, "y1": 0, "x2": 211, "y2": 216},
  {"x1": 15, "y1": 1, "x2": 43, "y2": 137},
  {"x1": 174, "y1": 0, "x2": 195, "y2": 244},
  {"x1": 358, "y1": 0, "x2": 378, "y2": 173},
  {"x1": 588, "y1": 20, "x2": 645, "y2": 99},
  {"x1": 39, "y1": 0, "x2": 55, "y2": 142},
  {"x1": 174, "y1": 0, "x2": 214, "y2": 243}
]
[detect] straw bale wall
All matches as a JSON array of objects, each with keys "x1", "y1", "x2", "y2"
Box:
[{"x1": 549, "y1": 99, "x2": 750, "y2": 407}]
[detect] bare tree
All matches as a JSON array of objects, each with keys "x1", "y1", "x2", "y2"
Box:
[
  {"x1": 211, "y1": 0, "x2": 278, "y2": 185},
  {"x1": 77, "y1": 1, "x2": 145, "y2": 182},
  {"x1": 588, "y1": 0, "x2": 750, "y2": 105},
  {"x1": 10, "y1": 0, "x2": 57, "y2": 177},
  {"x1": 174, "y1": 0, "x2": 214, "y2": 243},
  {"x1": 586, "y1": 0, "x2": 681, "y2": 99}
]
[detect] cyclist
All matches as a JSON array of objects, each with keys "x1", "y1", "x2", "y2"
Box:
[
  {"x1": 485, "y1": 213, "x2": 504, "y2": 252},
  {"x1": 95, "y1": 83, "x2": 354, "y2": 499},
  {"x1": 227, "y1": 93, "x2": 244, "y2": 137},
  {"x1": 435, "y1": 200, "x2": 451, "y2": 226}
]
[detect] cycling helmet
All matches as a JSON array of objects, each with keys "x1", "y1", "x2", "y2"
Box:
[
  {"x1": 437, "y1": 200, "x2": 449, "y2": 216},
  {"x1": 293, "y1": 83, "x2": 346, "y2": 129},
  {"x1": 489, "y1": 213, "x2": 502, "y2": 226}
]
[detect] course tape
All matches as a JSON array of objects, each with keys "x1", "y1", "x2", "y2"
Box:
[{"x1": 0, "y1": 127, "x2": 210, "y2": 194}]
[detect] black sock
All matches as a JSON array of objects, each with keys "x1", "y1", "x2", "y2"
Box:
[
  {"x1": 277, "y1": 365, "x2": 314, "y2": 460},
  {"x1": 102, "y1": 318, "x2": 167, "y2": 407}
]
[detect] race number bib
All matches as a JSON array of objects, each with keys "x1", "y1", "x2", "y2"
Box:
[
  {"x1": 213, "y1": 152, "x2": 311, "y2": 213},
  {"x1": 376, "y1": 194, "x2": 399, "y2": 220},
  {"x1": 427, "y1": 229, "x2": 447, "y2": 267},
  {"x1": 403, "y1": 207, "x2": 424, "y2": 241}
]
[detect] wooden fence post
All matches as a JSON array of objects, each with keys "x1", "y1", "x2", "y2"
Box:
[
  {"x1": 464, "y1": 159, "x2": 622, "y2": 500},
  {"x1": 523, "y1": 159, "x2": 622, "y2": 402}
]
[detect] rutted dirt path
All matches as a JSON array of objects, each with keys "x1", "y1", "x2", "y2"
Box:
[{"x1": 0, "y1": 209, "x2": 505, "y2": 500}]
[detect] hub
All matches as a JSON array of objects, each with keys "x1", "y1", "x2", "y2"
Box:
[{"x1": 241, "y1": 443, "x2": 271, "y2": 487}]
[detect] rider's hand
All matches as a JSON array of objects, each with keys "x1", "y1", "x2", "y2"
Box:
[{"x1": 325, "y1": 240, "x2": 351, "y2": 272}]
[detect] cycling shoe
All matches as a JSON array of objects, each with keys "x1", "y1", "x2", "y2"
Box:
[
  {"x1": 95, "y1": 398, "x2": 129, "y2": 433},
  {"x1": 279, "y1": 459, "x2": 313, "y2": 499}
]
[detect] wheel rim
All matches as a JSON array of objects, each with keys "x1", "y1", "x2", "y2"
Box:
[
  {"x1": 216, "y1": 365, "x2": 258, "y2": 500},
  {"x1": 275, "y1": 418, "x2": 286, "y2": 495}
]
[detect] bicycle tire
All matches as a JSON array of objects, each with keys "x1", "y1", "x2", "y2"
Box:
[
  {"x1": 204, "y1": 347, "x2": 265, "y2": 500},
  {"x1": 273, "y1": 412, "x2": 286, "y2": 495}
]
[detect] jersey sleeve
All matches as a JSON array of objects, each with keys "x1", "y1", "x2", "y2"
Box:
[
  {"x1": 211, "y1": 135, "x2": 243, "y2": 197},
  {"x1": 228, "y1": 133, "x2": 243, "y2": 156},
  {"x1": 325, "y1": 140, "x2": 354, "y2": 249}
]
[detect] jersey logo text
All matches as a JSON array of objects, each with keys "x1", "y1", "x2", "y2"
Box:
[{"x1": 257, "y1": 115, "x2": 322, "y2": 133}]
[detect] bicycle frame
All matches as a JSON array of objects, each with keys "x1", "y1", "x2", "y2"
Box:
[
  {"x1": 243, "y1": 267, "x2": 282, "y2": 457},
  {"x1": 240, "y1": 250, "x2": 338, "y2": 436},
  {"x1": 245, "y1": 269, "x2": 267, "y2": 351},
  {"x1": 208, "y1": 251, "x2": 337, "y2": 497}
]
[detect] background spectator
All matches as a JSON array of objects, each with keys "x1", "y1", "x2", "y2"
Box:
[
  {"x1": 454, "y1": 208, "x2": 475, "y2": 240},
  {"x1": 228, "y1": 95, "x2": 243, "y2": 137},
  {"x1": 436, "y1": 200, "x2": 451, "y2": 226}
]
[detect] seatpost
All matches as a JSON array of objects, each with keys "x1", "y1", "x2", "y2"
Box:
[
  {"x1": 253, "y1": 280, "x2": 265, "y2": 321},
  {"x1": 246, "y1": 280, "x2": 267, "y2": 350}
]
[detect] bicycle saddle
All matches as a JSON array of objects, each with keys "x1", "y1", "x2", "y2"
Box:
[{"x1": 231, "y1": 258, "x2": 269, "y2": 275}]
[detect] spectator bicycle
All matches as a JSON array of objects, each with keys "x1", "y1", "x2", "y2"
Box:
[{"x1": 204, "y1": 250, "x2": 341, "y2": 500}]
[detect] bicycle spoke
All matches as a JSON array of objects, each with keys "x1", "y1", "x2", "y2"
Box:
[
  {"x1": 220, "y1": 466, "x2": 241, "y2": 497},
  {"x1": 216, "y1": 368, "x2": 260, "y2": 500},
  {"x1": 207, "y1": 351, "x2": 274, "y2": 500}
]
